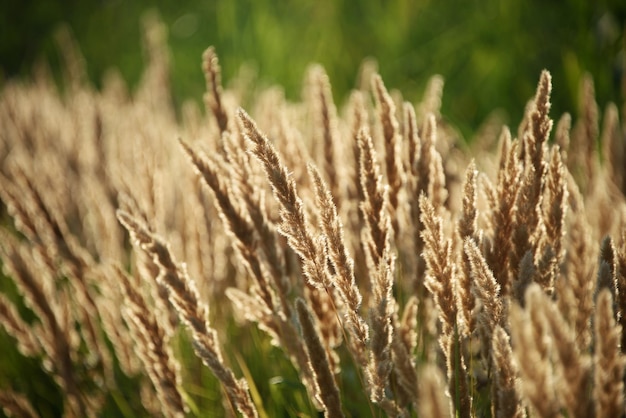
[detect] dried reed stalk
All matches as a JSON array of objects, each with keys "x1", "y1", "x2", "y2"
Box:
[
  {"x1": 95, "y1": 266, "x2": 142, "y2": 376},
  {"x1": 305, "y1": 285, "x2": 343, "y2": 375},
  {"x1": 597, "y1": 259, "x2": 614, "y2": 301},
  {"x1": 350, "y1": 90, "x2": 370, "y2": 206},
  {"x1": 296, "y1": 299, "x2": 345, "y2": 418},
  {"x1": 358, "y1": 128, "x2": 390, "y2": 271},
  {"x1": 429, "y1": 140, "x2": 448, "y2": 211},
  {"x1": 510, "y1": 71, "x2": 553, "y2": 282},
  {"x1": 598, "y1": 236, "x2": 617, "y2": 301},
  {"x1": 542, "y1": 286, "x2": 591, "y2": 418},
  {"x1": 117, "y1": 266, "x2": 186, "y2": 418},
  {"x1": 0, "y1": 233, "x2": 58, "y2": 347},
  {"x1": 512, "y1": 251, "x2": 534, "y2": 307},
  {"x1": 601, "y1": 103, "x2": 626, "y2": 193},
  {"x1": 418, "y1": 75, "x2": 445, "y2": 118},
  {"x1": 594, "y1": 288, "x2": 625, "y2": 417},
  {"x1": 420, "y1": 195, "x2": 457, "y2": 340},
  {"x1": 404, "y1": 102, "x2": 420, "y2": 182},
  {"x1": 372, "y1": 74, "x2": 404, "y2": 235},
  {"x1": 135, "y1": 237, "x2": 179, "y2": 338},
  {"x1": 510, "y1": 285, "x2": 560, "y2": 418},
  {"x1": 407, "y1": 113, "x2": 436, "y2": 294},
  {"x1": 601, "y1": 103, "x2": 624, "y2": 193},
  {"x1": 310, "y1": 65, "x2": 341, "y2": 204},
  {"x1": 225, "y1": 286, "x2": 319, "y2": 407},
  {"x1": 0, "y1": 293, "x2": 41, "y2": 358},
  {"x1": 220, "y1": 133, "x2": 302, "y2": 376},
  {"x1": 118, "y1": 189, "x2": 179, "y2": 337},
  {"x1": 457, "y1": 162, "x2": 479, "y2": 336},
  {"x1": 404, "y1": 107, "x2": 439, "y2": 359},
  {"x1": 237, "y1": 108, "x2": 329, "y2": 290},
  {"x1": 464, "y1": 239, "x2": 503, "y2": 344},
  {"x1": 2, "y1": 165, "x2": 90, "y2": 278},
  {"x1": 399, "y1": 101, "x2": 423, "y2": 284},
  {"x1": 0, "y1": 233, "x2": 86, "y2": 417},
  {"x1": 356, "y1": 128, "x2": 397, "y2": 407},
  {"x1": 390, "y1": 298, "x2": 419, "y2": 405},
  {"x1": 418, "y1": 364, "x2": 452, "y2": 418},
  {"x1": 117, "y1": 211, "x2": 259, "y2": 418},
  {"x1": 398, "y1": 297, "x2": 419, "y2": 359},
  {"x1": 565, "y1": 180, "x2": 596, "y2": 352},
  {"x1": 555, "y1": 113, "x2": 571, "y2": 162},
  {"x1": 237, "y1": 107, "x2": 345, "y2": 372},
  {"x1": 309, "y1": 163, "x2": 369, "y2": 361},
  {"x1": 0, "y1": 390, "x2": 39, "y2": 418},
  {"x1": 537, "y1": 146, "x2": 568, "y2": 292},
  {"x1": 525, "y1": 70, "x2": 553, "y2": 178},
  {"x1": 510, "y1": 174, "x2": 540, "y2": 285},
  {"x1": 578, "y1": 75, "x2": 599, "y2": 182},
  {"x1": 223, "y1": 130, "x2": 288, "y2": 296},
  {"x1": 203, "y1": 46, "x2": 229, "y2": 134},
  {"x1": 3, "y1": 166, "x2": 111, "y2": 387},
  {"x1": 347, "y1": 91, "x2": 373, "y2": 299},
  {"x1": 487, "y1": 130, "x2": 521, "y2": 294},
  {"x1": 491, "y1": 326, "x2": 524, "y2": 418},
  {"x1": 179, "y1": 138, "x2": 278, "y2": 316},
  {"x1": 366, "y1": 259, "x2": 395, "y2": 405},
  {"x1": 420, "y1": 195, "x2": 472, "y2": 417},
  {"x1": 53, "y1": 25, "x2": 87, "y2": 91},
  {"x1": 137, "y1": 12, "x2": 173, "y2": 120}
]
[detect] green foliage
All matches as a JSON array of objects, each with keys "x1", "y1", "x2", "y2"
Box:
[{"x1": 2, "y1": 0, "x2": 625, "y2": 137}]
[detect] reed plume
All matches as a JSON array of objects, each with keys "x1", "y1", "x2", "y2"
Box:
[
  {"x1": 457, "y1": 162, "x2": 479, "y2": 336},
  {"x1": 117, "y1": 266, "x2": 187, "y2": 418},
  {"x1": 464, "y1": 239, "x2": 503, "y2": 343},
  {"x1": 309, "y1": 163, "x2": 369, "y2": 361},
  {"x1": 372, "y1": 74, "x2": 404, "y2": 235},
  {"x1": 309, "y1": 65, "x2": 342, "y2": 204},
  {"x1": 594, "y1": 288, "x2": 625, "y2": 417},
  {"x1": 491, "y1": 326, "x2": 524, "y2": 418},
  {"x1": 420, "y1": 195, "x2": 472, "y2": 417},
  {"x1": 296, "y1": 299, "x2": 345, "y2": 418},
  {"x1": 237, "y1": 108, "x2": 329, "y2": 290},
  {"x1": 117, "y1": 211, "x2": 259, "y2": 418},
  {"x1": 203, "y1": 46, "x2": 229, "y2": 134},
  {"x1": 487, "y1": 129, "x2": 521, "y2": 295},
  {"x1": 178, "y1": 138, "x2": 278, "y2": 315},
  {"x1": 356, "y1": 127, "x2": 397, "y2": 409},
  {"x1": 510, "y1": 71, "x2": 553, "y2": 283},
  {"x1": 510, "y1": 285, "x2": 560, "y2": 417}
]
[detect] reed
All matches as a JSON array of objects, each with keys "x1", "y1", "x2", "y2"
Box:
[{"x1": 1, "y1": 27, "x2": 625, "y2": 417}]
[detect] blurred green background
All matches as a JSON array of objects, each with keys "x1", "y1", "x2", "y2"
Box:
[{"x1": 1, "y1": 0, "x2": 625, "y2": 138}]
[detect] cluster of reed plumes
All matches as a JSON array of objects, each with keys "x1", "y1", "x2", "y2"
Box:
[{"x1": 1, "y1": 21, "x2": 626, "y2": 418}]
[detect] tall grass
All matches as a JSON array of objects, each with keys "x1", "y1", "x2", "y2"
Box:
[{"x1": 1, "y1": 17, "x2": 626, "y2": 418}]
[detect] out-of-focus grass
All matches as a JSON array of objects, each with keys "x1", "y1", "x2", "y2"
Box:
[
  {"x1": 2, "y1": 0, "x2": 625, "y2": 138},
  {"x1": 0, "y1": 272, "x2": 62, "y2": 418}
]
